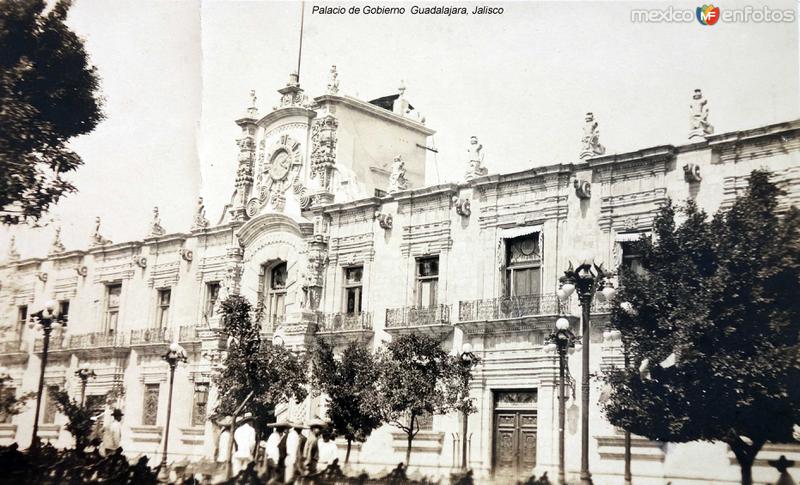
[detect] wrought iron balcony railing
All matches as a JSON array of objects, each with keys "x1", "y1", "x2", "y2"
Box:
[
  {"x1": 68, "y1": 331, "x2": 124, "y2": 349},
  {"x1": 458, "y1": 293, "x2": 566, "y2": 322},
  {"x1": 318, "y1": 312, "x2": 373, "y2": 333},
  {"x1": 130, "y1": 325, "x2": 201, "y2": 345},
  {"x1": 33, "y1": 334, "x2": 67, "y2": 352},
  {"x1": 385, "y1": 304, "x2": 451, "y2": 329},
  {"x1": 590, "y1": 294, "x2": 613, "y2": 314}
]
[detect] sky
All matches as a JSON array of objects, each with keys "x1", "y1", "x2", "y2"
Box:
[{"x1": 2, "y1": 0, "x2": 799, "y2": 259}]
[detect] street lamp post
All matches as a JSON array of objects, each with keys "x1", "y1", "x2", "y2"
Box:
[
  {"x1": 159, "y1": 341, "x2": 187, "y2": 479},
  {"x1": 29, "y1": 299, "x2": 67, "y2": 450},
  {"x1": 544, "y1": 316, "x2": 581, "y2": 485},
  {"x1": 75, "y1": 364, "x2": 97, "y2": 407},
  {"x1": 559, "y1": 260, "x2": 613, "y2": 485},
  {"x1": 459, "y1": 343, "x2": 477, "y2": 470}
]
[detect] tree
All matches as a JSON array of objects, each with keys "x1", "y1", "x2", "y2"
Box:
[
  {"x1": 371, "y1": 333, "x2": 476, "y2": 465},
  {"x1": 50, "y1": 388, "x2": 93, "y2": 451},
  {"x1": 602, "y1": 170, "x2": 800, "y2": 485},
  {"x1": 0, "y1": 374, "x2": 34, "y2": 422},
  {"x1": 311, "y1": 338, "x2": 383, "y2": 463},
  {"x1": 212, "y1": 295, "x2": 308, "y2": 433},
  {"x1": 0, "y1": 0, "x2": 103, "y2": 225}
]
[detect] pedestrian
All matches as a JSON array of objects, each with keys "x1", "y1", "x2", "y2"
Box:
[
  {"x1": 284, "y1": 421, "x2": 305, "y2": 483},
  {"x1": 233, "y1": 413, "x2": 256, "y2": 476},
  {"x1": 266, "y1": 420, "x2": 289, "y2": 481},
  {"x1": 215, "y1": 416, "x2": 233, "y2": 473},
  {"x1": 101, "y1": 408, "x2": 123, "y2": 456},
  {"x1": 302, "y1": 419, "x2": 325, "y2": 477},
  {"x1": 317, "y1": 429, "x2": 337, "y2": 471}
]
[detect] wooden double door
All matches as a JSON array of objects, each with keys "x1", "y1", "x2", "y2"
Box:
[{"x1": 493, "y1": 410, "x2": 538, "y2": 478}]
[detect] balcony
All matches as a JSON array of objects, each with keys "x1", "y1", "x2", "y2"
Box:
[
  {"x1": 130, "y1": 325, "x2": 201, "y2": 352},
  {"x1": 316, "y1": 312, "x2": 373, "y2": 346},
  {"x1": 68, "y1": 331, "x2": 125, "y2": 349},
  {"x1": 33, "y1": 334, "x2": 68, "y2": 353},
  {"x1": 384, "y1": 304, "x2": 453, "y2": 339},
  {"x1": 0, "y1": 340, "x2": 29, "y2": 365},
  {"x1": 456, "y1": 293, "x2": 568, "y2": 337}
]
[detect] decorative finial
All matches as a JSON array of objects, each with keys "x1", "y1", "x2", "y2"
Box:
[
  {"x1": 149, "y1": 206, "x2": 166, "y2": 237},
  {"x1": 689, "y1": 89, "x2": 714, "y2": 140},
  {"x1": 398, "y1": 80, "x2": 406, "y2": 98},
  {"x1": 388, "y1": 155, "x2": 408, "y2": 193},
  {"x1": 247, "y1": 90, "x2": 258, "y2": 117},
  {"x1": 192, "y1": 197, "x2": 210, "y2": 230},
  {"x1": 7, "y1": 236, "x2": 20, "y2": 261},
  {"x1": 90, "y1": 216, "x2": 112, "y2": 247},
  {"x1": 580, "y1": 112, "x2": 606, "y2": 159},
  {"x1": 49, "y1": 226, "x2": 65, "y2": 255},
  {"x1": 465, "y1": 136, "x2": 488, "y2": 181},
  {"x1": 327, "y1": 65, "x2": 340, "y2": 95}
]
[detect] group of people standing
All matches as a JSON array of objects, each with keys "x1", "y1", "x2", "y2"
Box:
[{"x1": 216, "y1": 414, "x2": 339, "y2": 483}]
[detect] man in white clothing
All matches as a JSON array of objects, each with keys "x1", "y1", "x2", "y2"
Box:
[
  {"x1": 101, "y1": 408, "x2": 123, "y2": 456},
  {"x1": 232, "y1": 414, "x2": 256, "y2": 476},
  {"x1": 265, "y1": 420, "x2": 289, "y2": 479}
]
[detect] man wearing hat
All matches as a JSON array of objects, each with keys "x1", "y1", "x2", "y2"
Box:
[
  {"x1": 232, "y1": 413, "x2": 256, "y2": 475},
  {"x1": 102, "y1": 408, "x2": 124, "y2": 456},
  {"x1": 214, "y1": 416, "x2": 233, "y2": 470},
  {"x1": 302, "y1": 419, "x2": 326, "y2": 476},
  {"x1": 285, "y1": 421, "x2": 306, "y2": 483},
  {"x1": 265, "y1": 420, "x2": 289, "y2": 481}
]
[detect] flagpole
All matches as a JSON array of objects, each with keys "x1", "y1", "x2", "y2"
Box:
[{"x1": 296, "y1": 1, "x2": 305, "y2": 82}]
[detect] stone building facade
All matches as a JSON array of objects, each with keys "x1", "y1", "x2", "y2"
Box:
[{"x1": 1, "y1": 71, "x2": 799, "y2": 484}]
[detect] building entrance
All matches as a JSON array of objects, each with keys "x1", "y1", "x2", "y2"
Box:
[{"x1": 492, "y1": 390, "x2": 538, "y2": 479}]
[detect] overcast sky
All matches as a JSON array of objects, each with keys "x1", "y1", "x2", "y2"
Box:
[{"x1": 3, "y1": 0, "x2": 798, "y2": 259}]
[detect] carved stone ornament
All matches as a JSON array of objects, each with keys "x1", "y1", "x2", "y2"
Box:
[
  {"x1": 388, "y1": 155, "x2": 409, "y2": 193},
  {"x1": 453, "y1": 197, "x2": 471, "y2": 217},
  {"x1": 465, "y1": 136, "x2": 488, "y2": 181},
  {"x1": 689, "y1": 89, "x2": 714, "y2": 139},
  {"x1": 76, "y1": 266, "x2": 88, "y2": 277},
  {"x1": 36, "y1": 271, "x2": 48, "y2": 282},
  {"x1": 623, "y1": 216, "x2": 639, "y2": 231},
  {"x1": 326, "y1": 65, "x2": 340, "y2": 95},
  {"x1": 49, "y1": 226, "x2": 65, "y2": 255},
  {"x1": 683, "y1": 163, "x2": 702, "y2": 183},
  {"x1": 133, "y1": 256, "x2": 147, "y2": 269},
  {"x1": 180, "y1": 248, "x2": 193, "y2": 262},
  {"x1": 574, "y1": 179, "x2": 592, "y2": 199},
  {"x1": 192, "y1": 197, "x2": 210, "y2": 230},
  {"x1": 310, "y1": 115, "x2": 338, "y2": 192},
  {"x1": 90, "y1": 216, "x2": 112, "y2": 247},
  {"x1": 245, "y1": 198, "x2": 260, "y2": 218},
  {"x1": 7, "y1": 236, "x2": 20, "y2": 261},
  {"x1": 375, "y1": 211, "x2": 393, "y2": 230},
  {"x1": 148, "y1": 206, "x2": 166, "y2": 237},
  {"x1": 580, "y1": 112, "x2": 606, "y2": 159}
]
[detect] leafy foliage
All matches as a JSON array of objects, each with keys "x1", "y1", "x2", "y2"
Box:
[
  {"x1": 212, "y1": 295, "x2": 308, "y2": 432},
  {"x1": 0, "y1": 0, "x2": 104, "y2": 224},
  {"x1": 50, "y1": 388, "x2": 93, "y2": 451},
  {"x1": 370, "y1": 333, "x2": 476, "y2": 464},
  {"x1": 602, "y1": 170, "x2": 800, "y2": 485},
  {"x1": 0, "y1": 374, "x2": 34, "y2": 422},
  {"x1": 311, "y1": 338, "x2": 383, "y2": 462}
]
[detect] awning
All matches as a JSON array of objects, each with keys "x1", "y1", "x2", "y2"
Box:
[
  {"x1": 499, "y1": 224, "x2": 542, "y2": 240},
  {"x1": 615, "y1": 232, "x2": 648, "y2": 242}
]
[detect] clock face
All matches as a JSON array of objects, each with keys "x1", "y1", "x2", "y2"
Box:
[{"x1": 270, "y1": 149, "x2": 291, "y2": 181}]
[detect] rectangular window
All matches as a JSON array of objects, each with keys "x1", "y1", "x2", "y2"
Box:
[
  {"x1": 43, "y1": 385, "x2": 59, "y2": 424},
  {"x1": 265, "y1": 263, "x2": 287, "y2": 328},
  {"x1": 16, "y1": 306, "x2": 27, "y2": 341},
  {"x1": 142, "y1": 383, "x2": 160, "y2": 426},
  {"x1": 205, "y1": 282, "x2": 221, "y2": 317},
  {"x1": 156, "y1": 288, "x2": 171, "y2": 328},
  {"x1": 58, "y1": 300, "x2": 70, "y2": 323},
  {"x1": 416, "y1": 257, "x2": 439, "y2": 308},
  {"x1": 621, "y1": 242, "x2": 644, "y2": 275},
  {"x1": 192, "y1": 383, "x2": 209, "y2": 427},
  {"x1": 343, "y1": 266, "x2": 363, "y2": 314},
  {"x1": 505, "y1": 235, "x2": 541, "y2": 297},
  {"x1": 105, "y1": 284, "x2": 122, "y2": 334}
]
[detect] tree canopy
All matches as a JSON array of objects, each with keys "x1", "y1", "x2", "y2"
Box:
[
  {"x1": 602, "y1": 170, "x2": 800, "y2": 485},
  {"x1": 370, "y1": 333, "x2": 476, "y2": 464},
  {"x1": 0, "y1": 0, "x2": 103, "y2": 224},
  {"x1": 311, "y1": 338, "x2": 383, "y2": 463},
  {"x1": 50, "y1": 388, "x2": 93, "y2": 451},
  {"x1": 212, "y1": 295, "x2": 308, "y2": 432}
]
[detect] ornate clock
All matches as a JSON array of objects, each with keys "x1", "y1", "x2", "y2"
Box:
[{"x1": 255, "y1": 134, "x2": 303, "y2": 209}]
